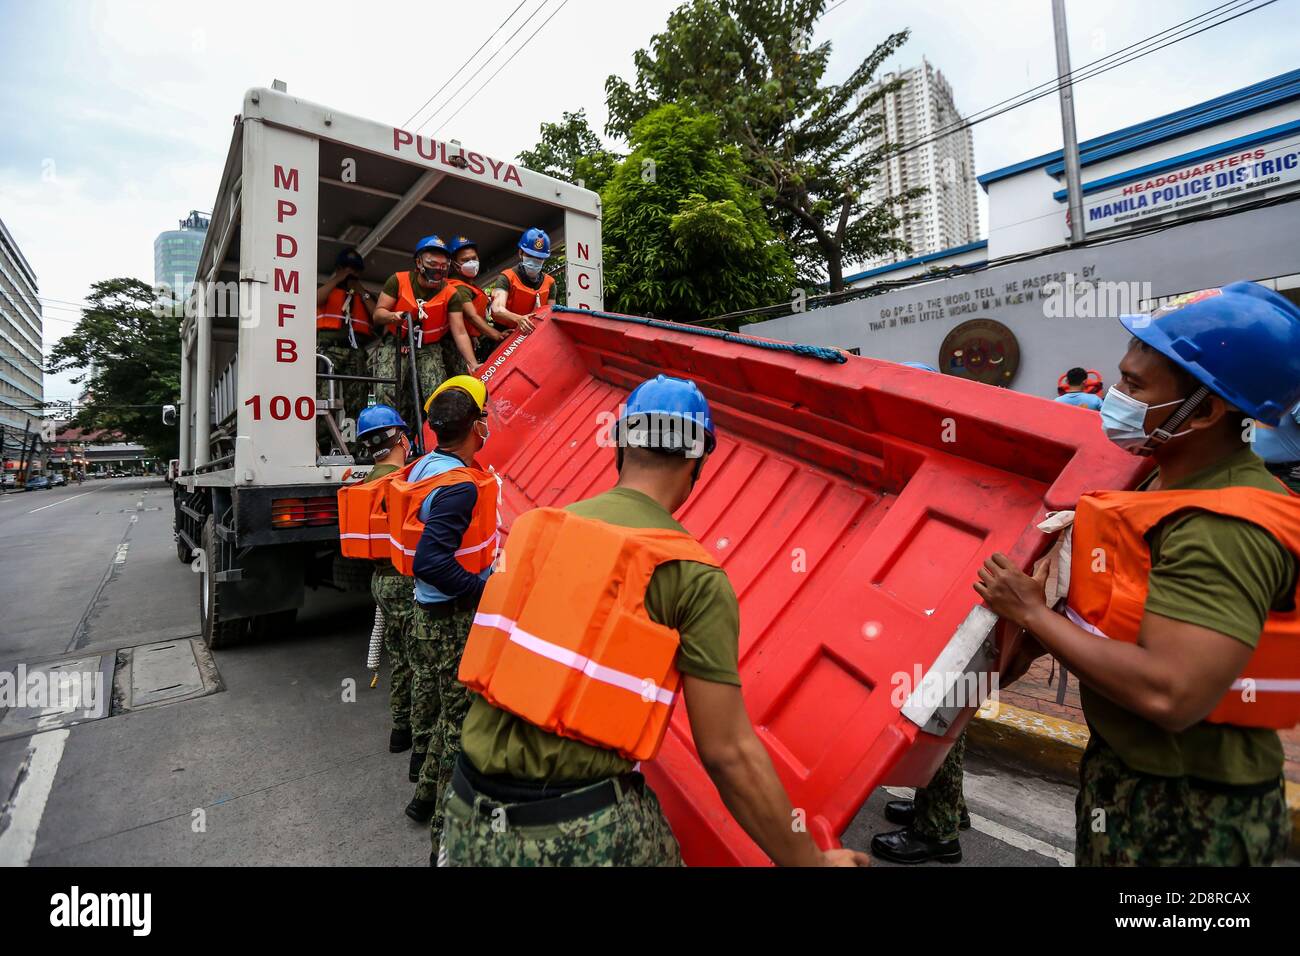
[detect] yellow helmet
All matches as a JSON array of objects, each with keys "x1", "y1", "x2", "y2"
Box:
[{"x1": 424, "y1": 375, "x2": 487, "y2": 415}]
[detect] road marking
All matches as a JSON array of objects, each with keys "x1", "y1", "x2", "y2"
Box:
[
  {"x1": 882, "y1": 785, "x2": 1074, "y2": 866},
  {"x1": 0, "y1": 729, "x2": 69, "y2": 866},
  {"x1": 26, "y1": 491, "x2": 93, "y2": 515},
  {"x1": 114, "y1": 543, "x2": 130, "y2": 565}
]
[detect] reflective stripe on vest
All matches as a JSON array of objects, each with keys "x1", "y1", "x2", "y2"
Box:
[
  {"x1": 1067, "y1": 485, "x2": 1300, "y2": 729},
  {"x1": 458, "y1": 506, "x2": 721, "y2": 762},
  {"x1": 317, "y1": 286, "x2": 375, "y2": 341},
  {"x1": 503, "y1": 268, "x2": 553, "y2": 316},
  {"x1": 394, "y1": 272, "x2": 457, "y2": 342},
  {"x1": 447, "y1": 279, "x2": 487, "y2": 337},
  {"x1": 384, "y1": 462, "x2": 500, "y2": 577}
]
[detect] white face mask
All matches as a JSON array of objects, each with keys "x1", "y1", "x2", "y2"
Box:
[
  {"x1": 475, "y1": 418, "x2": 490, "y2": 446},
  {"x1": 1098, "y1": 386, "x2": 1192, "y2": 454},
  {"x1": 519, "y1": 256, "x2": 543, "y2": 278},
  {"x1": 459, "y1": 258, "x2": 480, "y2": 278}
]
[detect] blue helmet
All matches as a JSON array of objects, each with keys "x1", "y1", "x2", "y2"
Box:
[
  {"x1": 618, "y1": 375, "x2": 716, "y2": 457},
  {"x1": 356, "y1": 404, "x2": 407, "y2": 443},
  {"x1": 447, "y1": 235, "x2": 477, "y2": 255},
  {"x1": 414, "y1": 235, "x2": 449, "y2": 258},
  {"x1": 518, "y1": 227, "x2": 551, "y2": 259},
  {"x1": 336, "y1": 247, "x2": 364, "y2": 272},
  {"x1": 1120, "y1": 281, "x2": 1300, "y2": 426}
]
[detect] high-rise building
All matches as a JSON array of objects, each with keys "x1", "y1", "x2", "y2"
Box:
[
  {"x1": 860, "y1": 58, "x2": 980, "y2": 269},
  {"x1": 154, "y1": 210, "x2": 210, "y2": 301},
  {"x1": 0, "y1": 215, "x2": 44, "y2": 463}
]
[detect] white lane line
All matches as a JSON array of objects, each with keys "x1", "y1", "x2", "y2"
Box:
[
  {"x1": 26, "y1": 491, "x2": 93, "y2": 515},
  {"x1": 882, "y1": 785, "x2": 1073, "y2": 866},
  {"x1": 0, "y1": 729, "x2": 69, "y2": 866}
]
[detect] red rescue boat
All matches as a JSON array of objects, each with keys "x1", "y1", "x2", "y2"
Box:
[{"x1": 438, "y1": 304, "x2": 1144, "y2": 866}]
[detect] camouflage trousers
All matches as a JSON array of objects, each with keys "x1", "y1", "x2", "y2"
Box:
[
  {"x1": 317, "y1": 339, "x2": 370, "y2": 451},
  {"x1": 368, "y1": 336, "x2": 462, "y2": 430},
  {"x1": 371, "y1": 571, "x2": 416, "y2": 731},
  {"x1": 410, "y1": 605, "x2": 476, "y2": 841},
  {"x1": 1074, "y1": 731, "x2": 1289, "y2": 867},
  {"x1": 913, "y1": 729, "x2": 968, "y2": 842},
  {"x1": 439, "y1": 774, "x2": 683, "y2": 867}
]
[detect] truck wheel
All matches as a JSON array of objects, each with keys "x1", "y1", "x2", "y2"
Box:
[{"x1": 200, "y1": 515, "x2": 248, "y2": 649}]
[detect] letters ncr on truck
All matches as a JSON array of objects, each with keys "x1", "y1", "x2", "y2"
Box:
[{"x1": 171, "y1": 85, "x2": 603, "y2": 647}]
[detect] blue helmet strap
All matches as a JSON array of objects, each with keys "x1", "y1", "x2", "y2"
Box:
[{"x1": 1142, "y1": 385, "x2": 1211, "y2": 454}]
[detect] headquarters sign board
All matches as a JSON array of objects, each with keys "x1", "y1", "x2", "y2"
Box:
[{"x1": 1077, "y1": 134, "x2": 1300, "y2": 232}]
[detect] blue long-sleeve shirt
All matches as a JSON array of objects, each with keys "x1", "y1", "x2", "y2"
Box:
[{"x1": 408, "y1": 450, "x2": 492, "y2": 605}]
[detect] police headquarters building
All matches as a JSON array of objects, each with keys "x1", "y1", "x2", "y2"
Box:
[{"x1": 751, "y1": 68, "x2": 1300, "y2": 398}]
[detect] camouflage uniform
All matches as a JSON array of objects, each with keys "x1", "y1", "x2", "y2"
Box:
[
  {"x1": 1074, "y1": 731, "x2": 1289, "y2": 867},
  {"x1": 368, "y1": 335, "x2": 449, "y2": 430},
  {"x1": 317, "y1": 336, "x2": 372, "y2": 444},
  {"x1": 439, "y1": 775, "x2": 683, "y2": 867},
  {"x1": 372, "y1": 570, "x2": 416, "y2": 733},
  {"x1": 912, "y1": 729, "x2": 968, "y2": 842},
  {"x1": 410, "y1": 604, "x2": 476, "y2": 844}
]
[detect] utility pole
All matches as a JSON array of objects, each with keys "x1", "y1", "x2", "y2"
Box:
[{"x1": 1052, "y1": 0, "x2": 1086, "y2": 244}]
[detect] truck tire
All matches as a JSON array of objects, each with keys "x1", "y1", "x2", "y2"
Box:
[{"x1": 199, "y1": 515, "x2": 248, "y2": 649}]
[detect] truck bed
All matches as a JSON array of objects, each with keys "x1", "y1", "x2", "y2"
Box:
[{"x1": 465, "y1": 305, "x2": 1145, "y2": 866}]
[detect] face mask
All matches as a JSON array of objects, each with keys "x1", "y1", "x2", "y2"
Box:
[
  {"x1": 1099, "y1": 386, "x2": 1191, "y2": 454},
  {"x1": 419, "y1": 262, "x2": 447, "y2": 283},
  {"x1": 459, "y1": 258, "x2": 480, "y2": 278},
  {"x1": 475, "y1": 418, "x2": 490, "y2": 447},
  {"x1": 519, "y1": 257, "x2": 543, "y2": 278}
]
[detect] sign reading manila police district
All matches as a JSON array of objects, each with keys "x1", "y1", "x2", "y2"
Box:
[
  {"x1": 939, "y1": 318, "x2": 1020, "y2": 386},
  {"x1": 1075, "y1": 137, "x2": 1300, "y2": 233}
]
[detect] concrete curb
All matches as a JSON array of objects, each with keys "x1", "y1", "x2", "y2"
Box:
[{"x1": 969, "y1": 700, "x2": 1300, "y2": 857}]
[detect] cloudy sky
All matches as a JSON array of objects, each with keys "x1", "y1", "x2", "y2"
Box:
[{"x1": 1, "y1": 0, "x2": 1294, "y2": 402}]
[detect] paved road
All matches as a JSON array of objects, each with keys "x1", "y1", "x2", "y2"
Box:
[{"x1": 1, "y1": 478, "x2": 1076, "y2": 866}]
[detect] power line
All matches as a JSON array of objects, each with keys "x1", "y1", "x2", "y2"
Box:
[
  {"x1": 419, "y1": 0, "x2": 556, "y2": 135},
  {"x1": 891, "y1": 0, "x2": 1280, "y2": 159},
  {"x1": 403, "y1": 0, "x2": 531, "y2": 130},
  {"x1": 431, "y1": 0, "x2": 573, "y2": 138}
]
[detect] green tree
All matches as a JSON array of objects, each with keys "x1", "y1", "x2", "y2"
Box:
[
  {"x1": 601, "y1": 103, "x2": 795, "y2": 322},
  {"x1": 517, "y1": 109, "x2": 620, "y2": 193},
  {"x1": 605, "y1": 0, "x2": 922, "y2": 291},
  {"x1": 46, "y1": 277, "x2": 180, "y2": 459}
]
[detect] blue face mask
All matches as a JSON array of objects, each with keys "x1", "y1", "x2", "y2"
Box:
[
  {"x1": 1099, "y1": 386, "x2": 1190, "y2": 454},
  {"x1": 519, "y1": 256, "x2": 543, "y2": 278}
]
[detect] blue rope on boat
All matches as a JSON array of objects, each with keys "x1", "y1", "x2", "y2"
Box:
[{"x1": 550, "y1": 305, "x2": 848, "y2": 365}]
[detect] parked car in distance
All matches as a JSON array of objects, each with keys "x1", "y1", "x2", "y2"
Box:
[
  {"x1": 50, "y1": 473, "x2": 67, "y2": 487},
  {"x1": 1, "y1": 473, "x2": 17, "y2": 489},
  {"x1": 24, "y1": 476, "x2": 51, "y2": 491}
]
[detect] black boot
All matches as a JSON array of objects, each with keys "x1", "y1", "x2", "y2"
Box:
[
  {"x1": 883, "y1": 798, "x2": 970, "y2": 830},
  {"x1": 405, "y1": 796, "x2": 435, "y2": 823},
  {"x1": 870, "y1": 826, "x2": 962, "y2": 864},
  {"x1": 389, "y1": 726, "x2": 412, "y2": 754},
  {"x1": 409, "y1": 750, "x2": 426, "y2": 783}
]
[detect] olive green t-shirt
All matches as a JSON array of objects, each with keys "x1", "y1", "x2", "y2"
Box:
[
  {"x1": 380, "y1": 271, "x2": 473, "y2": 312},
  {"x1": 460, "y1": 487, "x2": 741, "y2": 784},
  {"x1": 1080, "y1": 446, "x2": 1294, "y2": 784}
]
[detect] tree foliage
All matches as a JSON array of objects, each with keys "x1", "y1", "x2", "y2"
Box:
[
  {"x1": 516, "y1": 109, "x2": 620, "y2": 193},
  {"x1": 601, "y1": 103, "x2": 795, "y2": 322},
  {"x1": 605, "y1": 0, "x2": 922, "y2": 290},
  {"x1": 45, "y1": 277, "x2": 180, "y2": 459}
]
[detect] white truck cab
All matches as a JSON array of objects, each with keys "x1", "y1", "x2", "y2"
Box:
[{"x1": 173, "y1": 85, "x2": 602, "y2": 646}]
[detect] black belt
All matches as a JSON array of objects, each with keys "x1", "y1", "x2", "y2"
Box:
[
  {"x1": 451, "y1": 754, "x2": 642, "y2": 828},
  {"x1": 418, "y1": 593, "x2": 478, "y2": 618}
]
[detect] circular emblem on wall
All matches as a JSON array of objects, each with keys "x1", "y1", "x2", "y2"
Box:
[{"x1": 939, "y1": 318, "x2": 1021, "y2": 386}]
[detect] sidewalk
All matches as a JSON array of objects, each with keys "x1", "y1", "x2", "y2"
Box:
[{"x1": 970, "y1": 657, "x2": 1300, "y2": 853}]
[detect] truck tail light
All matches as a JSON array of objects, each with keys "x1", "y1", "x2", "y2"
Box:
[{"x1": 271, "y1": 497, "x2": 338, "y2": 528}]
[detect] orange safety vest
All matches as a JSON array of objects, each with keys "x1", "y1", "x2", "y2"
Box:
[
  {"x1": 337, "y1": 463, "x2": 410, "y2": 561},
  {"x1": 317, "y1": 285, "x2": 375, "y2": 342},
  {"x1": 393, "y1": 272, "x2": 459, "y2": 343},
  {"x1": 458, "y1": 507, "x2": 720, "y2": 761},
  {"x1": 385, "y1": 461, "x2": 501, "y2": 577},
  {"x1": 447, "y1": 278, "x2": 487, "y2": 338},
  {"x1": 1067, "y1": 485, "x2": 1300, "y2": 729},
  {"x1": 501, "y1": 268, "x2": 554, "y2": 316}
]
